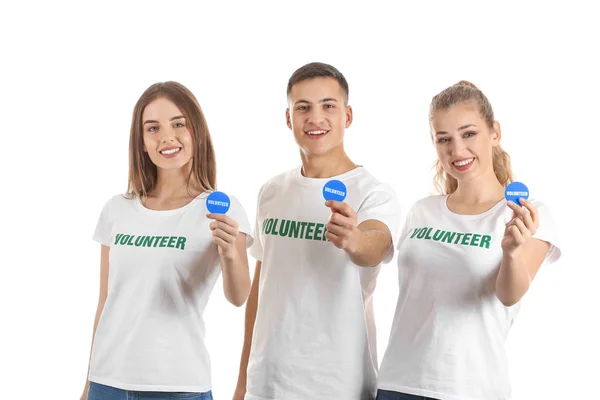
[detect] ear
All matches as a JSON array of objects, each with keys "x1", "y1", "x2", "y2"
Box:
[
  {"x1": 491, "y1": 120, "x2": 502, "y2": 147},
  {"x1": 345, "y1": 105, "x2": 353, "y2": 128},
  {"x1": 286, "y1": 108, "x2": 292, "y2": 130}
]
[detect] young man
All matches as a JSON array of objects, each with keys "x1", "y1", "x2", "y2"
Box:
[{"x1": 234, "y1": 62, "x2": 401, "y2": 400}]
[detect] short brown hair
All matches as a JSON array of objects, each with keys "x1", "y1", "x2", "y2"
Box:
[
  {"x1": 127, "y1": 81, "x2": 216, "y2": 198},
  {"x1": 287, "y1": 62, "x2": 349, "y2": 104},
  {"x1": 430, "y1": 81, "x2": 513, "y2": 194}
]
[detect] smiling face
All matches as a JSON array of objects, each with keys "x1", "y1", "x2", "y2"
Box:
[
  {"x1": 286, "y1": 77, "x2": 352, "y2": 158},
  {"x1": 431, "y1": 102, "x2": 501, "y2": 185},
  {"x1": 141, "y1": 97, "x2": 194, "y2": 172}
]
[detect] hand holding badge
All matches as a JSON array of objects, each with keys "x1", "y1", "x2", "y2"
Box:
[
  {"x1": 502, "y1": 182, "x2": 539, "y2": 254},
  {"x1": 206, "y1": 191, "x2": 239, "y2": 258},
  {"x1": 323, "y1": 180, "x2": 359, "y2": 251}
]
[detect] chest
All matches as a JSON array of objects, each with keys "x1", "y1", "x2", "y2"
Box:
[
  {"x1": 259, "y1": 184, "x2": 365, "y2": 244},
  {"x1": 107, "y1": 209, "x2": 219, "y2": 280},
  {"x1": 399, "y1": 211, "x2": 508, "y2": 282}
]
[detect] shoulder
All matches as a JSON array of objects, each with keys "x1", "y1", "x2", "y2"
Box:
[
  {"x1": 268, "y1": 167, "x2": 297, "y2": 185},
  {"x1": 351, "y1": 167, "x2": 396, "y2": 196},
  {"x1": 257, "y1": 167, "x2": 298, "y2": 198},
  {"x1": 101, "y1": 193, "x2": 134, "y2": 210},
  {"x1": 404, "y1": 195, "x2": 445, "y2": 219},
  {"x1": 351, "y1": 167, "x2": 380, "y2": 187},
  {"x1": 95, "y1": 193, "x2": 134, "y2": 226},
  {"x1": 415, "y1": 194, "x2": 445, "y2": 208}
]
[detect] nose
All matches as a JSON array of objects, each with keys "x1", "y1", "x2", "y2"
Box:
[
  {"x1": 306, "y1": 107, "x2": 325, "y2": 125},
  {"x1": 158, "y1": 126, "x2": 176, "y2": 143},
  {"x1": 449, "y1": 137, "x2": 466, "y2": 155}
]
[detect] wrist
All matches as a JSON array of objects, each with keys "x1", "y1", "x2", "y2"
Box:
[
  {"x1": 344, "y1": 228, "x2": 363, "y2": 255},
  {"x1": 502, "y1": 247, "x2": 522, "y2": 262},
  {"x1": 221, "y1": 247, "x2": 240, "y2": 262}
]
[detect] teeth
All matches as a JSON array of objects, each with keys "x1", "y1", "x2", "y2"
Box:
[
  {"x1": 454, "y1": 158, "x2": 474, "y2": 167},
  {"x1": 161, "y1": 148, "x2": 180, "y2": 155},
  {"x1": 306, "y1": 130, "x2": 327, "y2": 135}
]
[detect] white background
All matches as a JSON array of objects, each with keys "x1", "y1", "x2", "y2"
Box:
[{"x1": 1, "y1": 1, "x2": 598, "y2": 399}]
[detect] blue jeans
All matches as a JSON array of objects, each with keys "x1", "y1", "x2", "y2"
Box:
[
  {"x1": 376, "y1": 389, "x2": 438, "y2": 400},
  {"x1": 87, "y1": 382, "x2": 213, "y2": 400}
]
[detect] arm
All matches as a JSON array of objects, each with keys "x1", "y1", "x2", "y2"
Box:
[
  {"x1": 496, "y1": 199, "x2": 550, "y2": 306},
  {"x1": 325, "y1": 201, "x2": 393, "y2": 267},
  {"x1": 233, "y1": 261, "x2": 261, "y2": 400},
  {"x1": 208, "y1": 213, "x2": 251, "y2": 307},
  {"x1": 80, "y1": 245, "x2": 110, "y2": 400},
  {"x1": 219, "y1": 233, "x2": 251, "y2": 307}
]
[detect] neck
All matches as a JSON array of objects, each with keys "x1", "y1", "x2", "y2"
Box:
[
  {"x1": 300, "y1": 146, "x2": 357, "y2": 179},
  {"x1": 151, "y1": 167, "x2": 198, "y2": 199},
  {"x1": 451, "y1": 168, "x2": 504, "y2": 205}
]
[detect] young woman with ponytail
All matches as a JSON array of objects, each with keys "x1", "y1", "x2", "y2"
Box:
[{"x1": 376, "y1": 81, "x2": 562, "y2": 400}]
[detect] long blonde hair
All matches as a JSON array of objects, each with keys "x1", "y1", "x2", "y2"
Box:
[
  {"x1": 126, "y1": 81, "x2": 216, "y2": 198},
  {"x1": 429, "y1": 80, "x2": 513, "y2": 194}
]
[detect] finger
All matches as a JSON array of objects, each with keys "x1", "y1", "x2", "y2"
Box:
[
  {"x1": 512, "y1": 217, "x2": 531, "y2": 238},
  {"x1": 505, "y1": 217, "x2": 520, "y2": 228},
  {"x1": 212, "y1": 236, "x2": 229, "y2": 249},
  {"x1": 504, "y1": 220, "x2": 516, "y2": 237},
  {"x1": 206, "y1": 213, "x2": 239, "y2": 228},
  {"x1": 325, "y1": 222, "x2": 349, "y2": 237},
  {"x1": 520, "y1": 199, "x2": 539, "y2": 227},
  {"x1": 508, "y1": 225, "x2": 526, "y2": 245},
  {"x1": 504, "y1": 217, "x2": 528, "y2": 237},
  {"x1": 325, "y1": 231, "x2": 344, "y2": 248},
  {"x1": 506, "y1": 200, "x2": 527, "y2": 217},
  {"x1": 519, "y1": 208, "x2": 536, "y2": 233},
  {"x1": 209, "y1": 220, "x2": 238, "y2": 235},
  {"x1": 327, "y1": 212, "x2": 354, "y2": 229},
  {"x1": 506, "y1": 202, "x2": 534, "y2": 232},
  {"x1": 212, "y1": 228, "x2": 236, "y2": 244},
  {"x1": 506, "y1": 202, "x2": 521, "y2": 221},
  {"x1": 325, "y1": 201, "x2": 354, "y2": 217}
]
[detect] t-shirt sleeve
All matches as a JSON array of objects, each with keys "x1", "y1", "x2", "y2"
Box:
[
  {"x1": 357, "y1": 183, "x2": 402, "y2": 264},
  {"x1": 228, "y1": 194, "x2": 254, "y2": 248},
  {"x1": 395, "y1": 203, "x2": 416, "y2": 251},
  {"x1": 531, "y1": 199, "x2": 562, "y2": 265},
  {"x1": 92, "y1": 197, "x2": 114, "y2": 246},
  {"x1": 249, "y1": 184, "x2": 266, "y2": 262}
]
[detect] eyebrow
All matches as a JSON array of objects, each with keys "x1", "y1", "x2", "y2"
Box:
[
  {"x1": 435, "y1": 124, "x2": 476, "y2": 135},
  {"x1": 295, "y1": 97, "x2": 339, "y2": 105},
  {"x1": 143, "y1": 115, "x2": 186, "y2": 125}
]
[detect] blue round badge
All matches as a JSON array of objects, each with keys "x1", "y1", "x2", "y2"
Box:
[
  {"x1": 206, "y1": 191, "x2": 231, "y2": 214},
  {"x1": 505, "y1": 181, "x2": 529, "y2": 206},
  {"x1": 323, "y1": 180, "x2": 347, "y2": 202}
]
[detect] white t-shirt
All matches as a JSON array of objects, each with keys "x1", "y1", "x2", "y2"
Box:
[
  {"x1": 89, "y1": 192, "x2": 253, "y2": 392},
  {"x1": 245, "y1": 166, "x2": 401, "y2": 400},
  {"x1": 378, "y1": 195, "x2": 562, "y2": 400}
]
